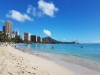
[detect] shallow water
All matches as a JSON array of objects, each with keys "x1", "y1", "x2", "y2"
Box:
[{"x1": 17, "y1": 43, "x2": 100, "y2": 72}]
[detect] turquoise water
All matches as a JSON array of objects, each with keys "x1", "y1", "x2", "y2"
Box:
[{"x1": 17, "y1": 44, "x2": 100, "y2": 71}]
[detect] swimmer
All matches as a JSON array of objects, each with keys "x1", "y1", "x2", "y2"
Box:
[
  {"x1": 52, "y1": 46, "x2": 54, "y2": 49},
  {"x1": 81, "y1": 46, "x2": 83, "y2": 48}
]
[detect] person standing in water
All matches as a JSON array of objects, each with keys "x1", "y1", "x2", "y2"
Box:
[
  {"x1": 52, "y1": 46, "x2": 54, "y2": 49},
  {"x1": 81, "y1": 46, "x2": 83, "y2": 48}
]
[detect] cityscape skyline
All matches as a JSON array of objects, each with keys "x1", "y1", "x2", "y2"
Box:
[
  {"x1": 0, "y1": 20, "x2": 44, "y2": 43},
  {"x1": 0, "y1": 0, "x2": 100, "y2": 43}
]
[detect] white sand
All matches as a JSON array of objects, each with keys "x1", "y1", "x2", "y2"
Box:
[
  {"x1": 0, "y1": 45, "x2": 76, "y2": 75},
  {"x1": 0, "y1": 45, "x2": 100, "y2": 75}
]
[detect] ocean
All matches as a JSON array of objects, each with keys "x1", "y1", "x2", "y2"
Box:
[{"x1": 17, "y1": 43, "x2": 100, "y2": 71}]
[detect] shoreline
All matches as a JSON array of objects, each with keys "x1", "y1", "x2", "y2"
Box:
[
  {"x1": 0, "y1": 45, "x2": 100, "y2": 75},
  {"x1": 12, "y1": 44, "x2": 100, "y2": 74},
  {"x1": 15, "y1": 44, "x2": 100, "y2": 72}
]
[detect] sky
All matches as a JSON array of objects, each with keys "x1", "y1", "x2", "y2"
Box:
[{"x1": 0, "y1": 0, "x2": 100, "y2": 43}]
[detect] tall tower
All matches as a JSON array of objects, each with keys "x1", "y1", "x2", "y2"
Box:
[{"x1": 5, "y1": 20, "x2": 12, "y2": 34}]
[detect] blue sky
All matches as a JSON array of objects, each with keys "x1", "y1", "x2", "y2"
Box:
[{"x1": 0, "y1": 0, "x2": 100, "y2": 43}]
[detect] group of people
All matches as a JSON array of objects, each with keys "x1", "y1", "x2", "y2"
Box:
[{"x1": 0, "y1": 43, "x2": 8, "y2": 47}]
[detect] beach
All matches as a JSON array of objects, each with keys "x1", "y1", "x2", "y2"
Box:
[
  {"x1": 0, "y1": 45, "x2": 100, "y2": 75},
  {"x1": 0, "y1": 45, "x2": 77, "y2": 75}
]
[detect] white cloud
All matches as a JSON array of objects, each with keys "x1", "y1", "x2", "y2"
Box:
[
  {"x1": 6, "y1": 10, "x2": 33, "y2": 22},
  {"x1": 43, "y1": 29, "x2": 51, "y2": 36},
  {"x1": 27, "y1": 0, "x2": 58, "y2": 17},
  {"x1": 90, "y1": 40, "x2": 100, "y2": 43},
  {"x1": 27, "y1": 5, "x2": 43, "y2": 17},
  {"x1": 38, "y1": 0, "x2": 58, "y2": 17}
]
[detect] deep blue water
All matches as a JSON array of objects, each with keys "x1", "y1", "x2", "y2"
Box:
[{"x1": 17, "y1": 43, "x2": 100, "y2": 71}]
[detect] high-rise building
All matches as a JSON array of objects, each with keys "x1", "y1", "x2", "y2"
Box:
[
  {"x1": 31, "y1": 35, "x2": 37, "y2": 42},
  {"x1": 41, "y1": 37, "x2": 42, "y2": 42},
  {"x1": 16, "y1": 31, "x2": 19, "y2": 36},
  {"x1": 37, "y1": 36, "x2": 41, "y2": 42},
  {"x1": 31, "y1": 35, "x2": 42, "y2": 43},
  {"x1": 12, "y1": 30, "x2": 19, "y2": 37},
  {"x1": 5, "y1": 20, "x2": 12, "y2": 34},
  {"x1": 24, "y1": 32, "x2": 31, "y2": 41},
  {"x1": 3, "y1": 25, "x2": 6, "y2": 33}
]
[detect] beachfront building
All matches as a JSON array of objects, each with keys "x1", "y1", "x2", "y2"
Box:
[
  {"x1": 5, "y1": 20, "x2": 12, "y2": 34},
  {"x1": 3, "y1": 20, "x2": 13, "y2": 38},
  {"x1": 37, "y1": 36, "x2": 41, "y2": 42},
  {"x1": 12, "y1": 30, "x2": 19, "y2": 38},
  {"x1": 24, "y1": 32, "x2": 31, "y2": 41},
  {"x1": 31, "y1": 35, "x2": 42, "y2": 43},
  {"x1": 41, "y1": 38, "x2": 43, "y2": 42},
  {"x1": 3, "y1": 25, "x2": 6, "y2": 33},
  {"x1": 12, "y1": 30, "x2": 19, "y2": 36},
  {"x1": 31, "y1": 35, "x2": 37, "y2": 42}
]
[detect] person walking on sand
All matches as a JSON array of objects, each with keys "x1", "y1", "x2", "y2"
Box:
[{"x1": 15, "y1": 45, "x2": 16, "y2": 48}]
